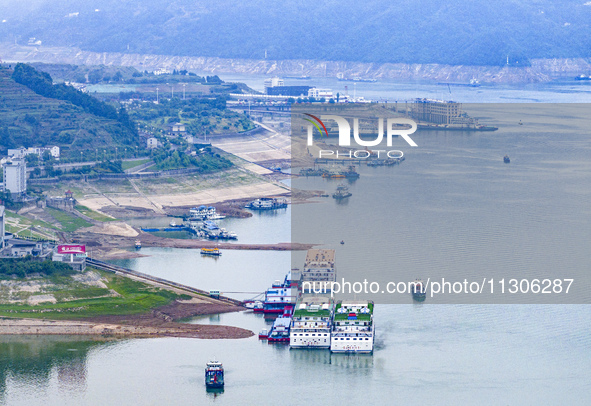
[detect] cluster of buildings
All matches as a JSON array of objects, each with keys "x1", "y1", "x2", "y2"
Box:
[
  {"x1": 144, "y1": 122, "x2": 194, "y2": 149},
  {"x1": 0, "y1": 210, "x2": 87, "y2": 271},
  {"x1": 1, "y1": 146, "x2": 60, "y2": 199},
  {"x1": 264, "y1": 77, "x2": 334, "y2": 99},
  {"x1": 6, "y1": 146, "x2": 60, "y2": 161}
]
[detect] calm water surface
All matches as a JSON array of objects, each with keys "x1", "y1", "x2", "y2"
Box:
[{"x1": 2, "y1": 87, "x2": 591, "y2": 405}]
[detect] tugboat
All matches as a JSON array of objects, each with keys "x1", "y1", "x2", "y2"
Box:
[
  {"x1": 258, "y1": 329, "x2": 269, "y2": 339},
  {"x1": 411, "y1": 279, "x2": 427, "y2": 302},
  {"x1": 504, "y1": 155, "x2": 511, "y2": 164},
  {"x1": 205, "y1": 360, "x2": 224, "y2": 389},
  {"x1": 332, "y1": 184, "x2": 352, "y2": 199},
  {"x1": 134, "y1": 240, "x2": 141, "y2": 250}
]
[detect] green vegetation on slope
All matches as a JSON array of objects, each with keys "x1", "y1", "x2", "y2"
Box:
[
  {"x1": 0, "y1": 65, "x2": 140, "y2": 157},
  {"x1": 129, "y1": 95, "x2": 254, "y2": 136},
  {"x1": 0, "y1": 265, "x2": 191, "y2": 319},
  {"x1": 75, "y1": 205, "x2": 116, "y2": 222},
  {"x1": 0, "y1": 258, "x2": 75, "y2": 279},
  {"x1": 12, "y1": 63, "x2": 137, "y2": 138},
  {"x1": 151, "y1": 148, "x2": 233, "y2": 171},
  {"x1": 45, "y1": 208, "x2": 93, "y2": 232}
]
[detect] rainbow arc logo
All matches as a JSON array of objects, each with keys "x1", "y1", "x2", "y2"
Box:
[{"x1": 303, "y1": 113, "x2": 328, "y2": 138}]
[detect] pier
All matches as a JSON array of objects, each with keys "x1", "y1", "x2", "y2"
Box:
[{"x1": 86, "y1": 258, "x2": 243, "y2": 306}]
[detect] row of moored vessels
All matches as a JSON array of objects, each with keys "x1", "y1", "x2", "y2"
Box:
[
  {"x1": 185, "y1": 206, "x2": 238, "y2": 240},
  {"x1": 253, "y1": 249, "x2": 376, "y2": 354}
]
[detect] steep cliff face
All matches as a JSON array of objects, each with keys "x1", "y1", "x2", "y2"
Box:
[{"x1": 2, "y1": 44, "x2": 590, "y2": 84}]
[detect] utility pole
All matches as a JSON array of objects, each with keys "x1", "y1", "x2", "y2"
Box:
[
  {"x1": 183, "y1": 83, "x2": 186, "y2": 100},
  {"x1": 156, "y1": 87, "x2": 159, "y2": 104}
]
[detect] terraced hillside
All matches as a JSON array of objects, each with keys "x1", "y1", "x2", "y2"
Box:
[{"x1": 0, "y1": 65, "x2": 138, "y2": 157}]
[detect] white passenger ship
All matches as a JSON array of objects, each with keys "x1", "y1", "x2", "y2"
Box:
[
  {"x1": 330, "y1": 301, "x2": 375, "y2": 353},
  {"x1": 289, "y1": 295, "x2": 334, "y2": 349}
]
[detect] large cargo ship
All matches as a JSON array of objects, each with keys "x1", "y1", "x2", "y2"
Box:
[
  {"x1": 330, "y1": 301, "x2": 375, "y2": 354},
  {"x1": 289, "y1": 295, "x2": 334, "y2": 349}
]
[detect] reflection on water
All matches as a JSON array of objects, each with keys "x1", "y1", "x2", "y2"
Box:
[
  {"x1": 0, "y1": 336, "x2": 108, "y2": 402},
  {"x1": 205, "y1": 387, "x2": 224, "y2": 398},
  {"x1": 330, "y1": 353, "x2": 374, "y2": 369}
]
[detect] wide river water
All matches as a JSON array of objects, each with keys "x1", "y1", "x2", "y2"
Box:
[{"x1": 2, "y1": 81, "x2": 591, "y2": 405}]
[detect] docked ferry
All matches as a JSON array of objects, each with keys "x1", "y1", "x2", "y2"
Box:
[
  {"x1": 246, "y1": 197, "x2": 288, "y2": 210},
  {"x1": 290, "y1": 295, "x2": 334, "y2": 349},
  {"x1": 190, "y1": 205, "x2": 226, "y2": 221},
  {"x1": 330, "y1": 301, "x2": 375, "y2": 354},
  {"x1": 258, "y1": 271, "x2": 300, "y2": 314},
  {"x1": 200, "y1": 221, "x2": 237, "y2": 240},
  {"x1": 267, "y1": 314, "x2": 292, "y2": 343}
]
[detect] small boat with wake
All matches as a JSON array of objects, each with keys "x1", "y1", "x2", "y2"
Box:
[
  {"x1": 411, "y1": 279, "x2": 427, "y2": 302},
  {"x1": 332, "y1": 184, "x2": 352, "y2": 199},
  {"x1": 205, "y1": 360, "x2": 224, "y2": 389},
  {"x1": 201, "y1": 248, "x2": 222, "y2": 256}
]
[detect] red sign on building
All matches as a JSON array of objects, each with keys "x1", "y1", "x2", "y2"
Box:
[{"x1": 57, "y1": 244, "x2": 86, "y2": 254}]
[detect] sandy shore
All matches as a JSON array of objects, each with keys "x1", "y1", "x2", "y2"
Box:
[
  {"x1": 77, "y1": 182, "x2": 289, "y2": 213},
  {"x1": 0, "y1": 301, "x2": 253, "y2": 339},
  {"x1": 74, "y1": 231, "x2": 316, "y2": 260}
]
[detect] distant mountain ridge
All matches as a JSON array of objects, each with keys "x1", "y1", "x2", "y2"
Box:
[
  {"x1": 0, "y1": 0, "x2": 590, "y2": 67},
  {"x1": 2, "y1": 43, "x2": 591, "y2": 84}
]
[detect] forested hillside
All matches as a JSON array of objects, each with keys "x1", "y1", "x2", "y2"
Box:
[
  {"x1": 0, "y1": 64, "x2": 138, "y2": 155},
  {"x1": 1, "y1": 0, "x2": 590, "y2": 66}
]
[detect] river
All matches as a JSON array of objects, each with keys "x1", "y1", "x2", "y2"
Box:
[{"x1": 1, "y1": 83, "x2": 591, "y2": 405}]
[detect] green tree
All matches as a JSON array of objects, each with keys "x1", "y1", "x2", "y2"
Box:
[
  {"x1": 25, "y1": 154, "x2": 39, "y2": 166},
  {"x1": 42, "y1": 150, "x2": 55, "y2": 163}
]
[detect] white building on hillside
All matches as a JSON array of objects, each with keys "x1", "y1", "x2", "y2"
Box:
[
  {"x1": 147, "y1": 137, "x2": 159, "y2": 149},
  {"x1": 7, "y1": 146, "x2": 60, "y2": 160},
  {"x1": 2, "y1": 158, "x2": 27, "y2": 197},
  {"x1": 153, "y1": 68, "x2": 172, "y2": 76}
]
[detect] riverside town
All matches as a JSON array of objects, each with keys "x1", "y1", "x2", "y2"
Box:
[{"x1": 0, "y1": 1, "x2": 589, "y2": 404}]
